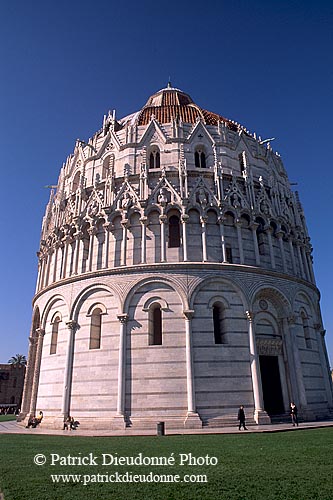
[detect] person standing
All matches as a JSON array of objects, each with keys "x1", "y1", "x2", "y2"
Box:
[
  {"x1": 290, "y1": 402, "x2": 299, "y2": 426},
  {"x1": 238, "y1": 405, "x2": 247, "y2": 430}
]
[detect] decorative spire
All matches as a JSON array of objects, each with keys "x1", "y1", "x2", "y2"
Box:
[{"x1": 167, "y1": 78, "x2": 172, "y2": 88}]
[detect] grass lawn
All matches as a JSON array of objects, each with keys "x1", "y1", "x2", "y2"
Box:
[
  {"x1": 0, "y1": 428, "x2": 332, "y2": 500},
  {"x1": 0, "y1": 415, "x2": 16, "y2": 422}
]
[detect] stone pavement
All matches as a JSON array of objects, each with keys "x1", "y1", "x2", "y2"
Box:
[{"x1": 0, "y1": 419, "x2": 332, "y2": 437}]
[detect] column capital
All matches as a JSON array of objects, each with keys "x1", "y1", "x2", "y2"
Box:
[
  {"x1": 73, "y1": 231, "x2": 83, "y2": 241},
  {"x1": 159, "y1": 215, "x2": 167, "y2": 224},
  {"x1": 250, "y1": 222, "x2": 259, "y2": 231},
  {"x1": 121, "y1": 219, "x2": 130, "y2": 229},
  {"x1": 286, "y1": 315, "x2": 297, "y2": 325},
  {"x1": 35, "y1": 328, "x2": 45, "y2": 338},
  {"x1": 200, "y1": 216, "x2": 208, "y2": 224},
  {"x1": 245, "y1": 310, "x2": 254, "y2": 322},
  {"x1": 117, "y1": 313, "x2": 129, "y2": 324},
  {"x1": 103, "y1": 221, "x2": 111, "y2": 230},
  {"x1": 217, "y1": 215, "x2": 226, "y2": 225},
  {"x1": 139, "y1": 216, "x2": 148, "y2": 225},
  {"x1": 66, "y1": 320, "x2": 78, "y2": 332},
  {"x1": 88, "y1": 226, "x2": 97, "y2": 236},
  {"x1": 181, "y1": 214, "x2": 190, "y2": 223},
  {"x1": 183, "y1": 309, "x2": 195, "y2": 320},
  {"x1": 275, "y1": 230, "x2": 284, "y2": 239}
]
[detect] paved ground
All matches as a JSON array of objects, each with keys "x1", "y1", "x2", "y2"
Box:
[{"x1": 0, "y1": 419, "x2": 332, "y2": 437}]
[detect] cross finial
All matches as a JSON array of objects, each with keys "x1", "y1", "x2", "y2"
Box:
[{"x1": 167, "y1": 77, "x2": 172, "y2": 88}]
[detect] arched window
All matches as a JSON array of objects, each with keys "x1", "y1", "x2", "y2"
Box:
[
  {"x1": 102, "y1": 154, "x2": 114, "y2": 179},
  {"x1": 72, "y1": 171, "x2": 81, "y2": 192},
  {"x1": 90, "y1": 308, "x2": 102, "y2": 349},
  {"x1": 149, "y1": 304, "x2": 162, "y2": 345},
  {"x1": 50, "y1": 316, "x2": 61, "y2": 355},
  {"x1": 212, "y1": 303, "x2": 226, "y2": 344},
  {"x1": 239, "y1": 152, "x2": 246, "y2": 174},
  {"x1": 148, "y1": 147, "x2": 160, "y2": 169},
  {"x1": 168, "y1": 215, "x2": 181, "y2": 248},
  {"x1": 226, "y1": 246, "x2": 233, "y2": 263},
  {"x1": 301, "y1": 313, "x2": 311, "y2": 349},
  {"x1": 195, "y1": 147, "x2": 206, "y2": 168}
]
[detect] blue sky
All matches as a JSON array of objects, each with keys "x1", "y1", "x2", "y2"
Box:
[{"x1": 0, "y1": 0, "x2": 332, "y2": 364}]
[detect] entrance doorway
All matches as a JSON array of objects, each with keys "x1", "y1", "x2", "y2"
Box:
[{"x1": 259, "y1": 355, "x2": 285, "y2": 415}]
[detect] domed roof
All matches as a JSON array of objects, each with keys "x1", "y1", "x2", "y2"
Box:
[{"x1": 120, "y1": 83, "x2": 239, "y2": 131}]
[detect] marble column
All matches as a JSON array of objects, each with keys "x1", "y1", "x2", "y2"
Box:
[
  {"x1": 52, "y1": 243, "x2": 61, "y2": 282},
  {"x1": 251, "y1": 223, "x2": 260, "y2": 266},
  {"x1": 200, "y1": 216, "x2": 208, "y2": 262},
  {"x1": 88, "y1": 227, "x2": 97, "y2": 272},
  {"x1": 61, "y1": 235, "x2": 71, "y2": 279},
  {"x1": 140, "y1": 217, "x2": 148, "y2": 264},
  {"x1": 245, "y1": 311, "x2": 268, "y2": 423},
  {"x1": 20, "y1": 336, "x2": 38, "y2": 418},
  {"x1": 266, "y1": 227, "x2": 276, "y2": 269},
  {"x1": 61, "y1": 320, "x2": 78, "y2": 417},
  {"x1": 236, "y1": 220, "x2": 244, "y2": 264},
  {"x1": 28, "y1": 328, "x2": 45, "y2": 415},
  {"x1": 218, "y1": 216, "x2": 227, "y2": 263},
  {"x1": 181, "y1": 214, "x2": 189, "y2": 262},
  {"x1": 40, "y1": 257, "x2": 47, "y2": 289},
  {"x1": 103, "y1": 222, "x2": 111, "y2": 269},
  {"x1": 45, "y1": 249, "x2": 53, "y2": 286},
  {"x1": 121, "y1": 219, "x2": 129, "y2": 266},
  {"x1": 295, "y1": 241, "x2": 305, "y2": 279},
  {"x1": 288, "y1": 237, "x2": 297, "y2": 275},
  {"x1": 114, "y1": 314, "x2": 128, "y2": 428},
  {"x1": 286, "y1": 316, "x2": 308, "y2": 410},
  {"x1": 276, "y1": 231, "x2": 287, "y2": 273},
  {"x1": 306, "y1": 250, "x2": 315, "y2": 284},
  {"x1": 36, "y1": 258, "x2": 42, "y2": 293},
  {"x1": 159, "y1": 215, "x2": 167, "y2": 262},
  {"x1": 73, "y1": 231, "x2": 83, "y2": 275},
  {"x1": 183, "y1": 310, "x2": 201, "y2": 428},
  {"x1": 281, "y1": 317, "x2": 300, "y2": 407},
  {"x1": 301, "y1": 245, "x2": 310, "y2": 281}
]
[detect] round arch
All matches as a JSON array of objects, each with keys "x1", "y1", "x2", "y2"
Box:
[
  {"x1": 189, "y1": 275, "x2": 249, "y2": 312},
  {"x1": 40, "y1": 294, "x2": 69, "y2": 330},
  {"x1": 123, "y1": 275, "x2": 188, "y2": 314},
  {"x1": 252, "y1": 286, "x2": 292, "y2": 318},
  {"x1": 70, "y1": 283, "x2": 121, "y2": 321}
]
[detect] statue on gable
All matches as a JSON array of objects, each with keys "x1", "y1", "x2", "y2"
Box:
[
  {"x1": 231, "y1": 192, "x2": 241, "y2": 209},
  {"x1": 197, "y1": 187, "x2": 208, "y2": 208},
  {"x1": 260, "y1": 199, "x2": 270, "y2": 216},
  {"x1": 121, "y1": 191, "x2": 132, "y2": 210},
  {"x1": 158, "y1": 187, "x2": 169, "y2": 206},
  {"x1": 87, "y1": 200, "x2": 99, "y2": 217}
]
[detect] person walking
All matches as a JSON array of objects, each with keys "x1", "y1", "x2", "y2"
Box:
[
  {"x1": 238, "y1": 405, "x2": 247, "y2": 430},
  {"x1": 290, "y1": 402, "x2": 299, "y2": 426}
]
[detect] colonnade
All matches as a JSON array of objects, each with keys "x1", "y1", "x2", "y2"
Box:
[
  {"x1": 36, "y1": 214, "x2": 315, "y2": 293},
  {"x1": 23, "y1": 303, "x2": 333, "y2": 425}
]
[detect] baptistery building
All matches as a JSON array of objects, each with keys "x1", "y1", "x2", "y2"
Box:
[{"x1": 21, "y1": 84, "x2": 333, "y2": 429}]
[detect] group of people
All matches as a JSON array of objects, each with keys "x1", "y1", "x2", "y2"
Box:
[
  {"x1": 237, "y1": 402, "x2": 299, "y2": 430},
  {"x1": 24, "y1": 406, "x2": 299, "y2": 432},
  {"x1": 25, "y1": 411, "x2": 43, "y2": 428},
  {"x1": 63, "y1": 415, "x2": 77, "y2": 431}
]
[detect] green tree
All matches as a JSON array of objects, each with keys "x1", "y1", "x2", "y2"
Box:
[{"x1": 8, "y1": 354, "x2": 27, "y2": 367}]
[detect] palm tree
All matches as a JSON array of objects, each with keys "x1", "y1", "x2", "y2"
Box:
[{"x1": 8, "y1": 354, "x2": 27, "y2": 367}]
